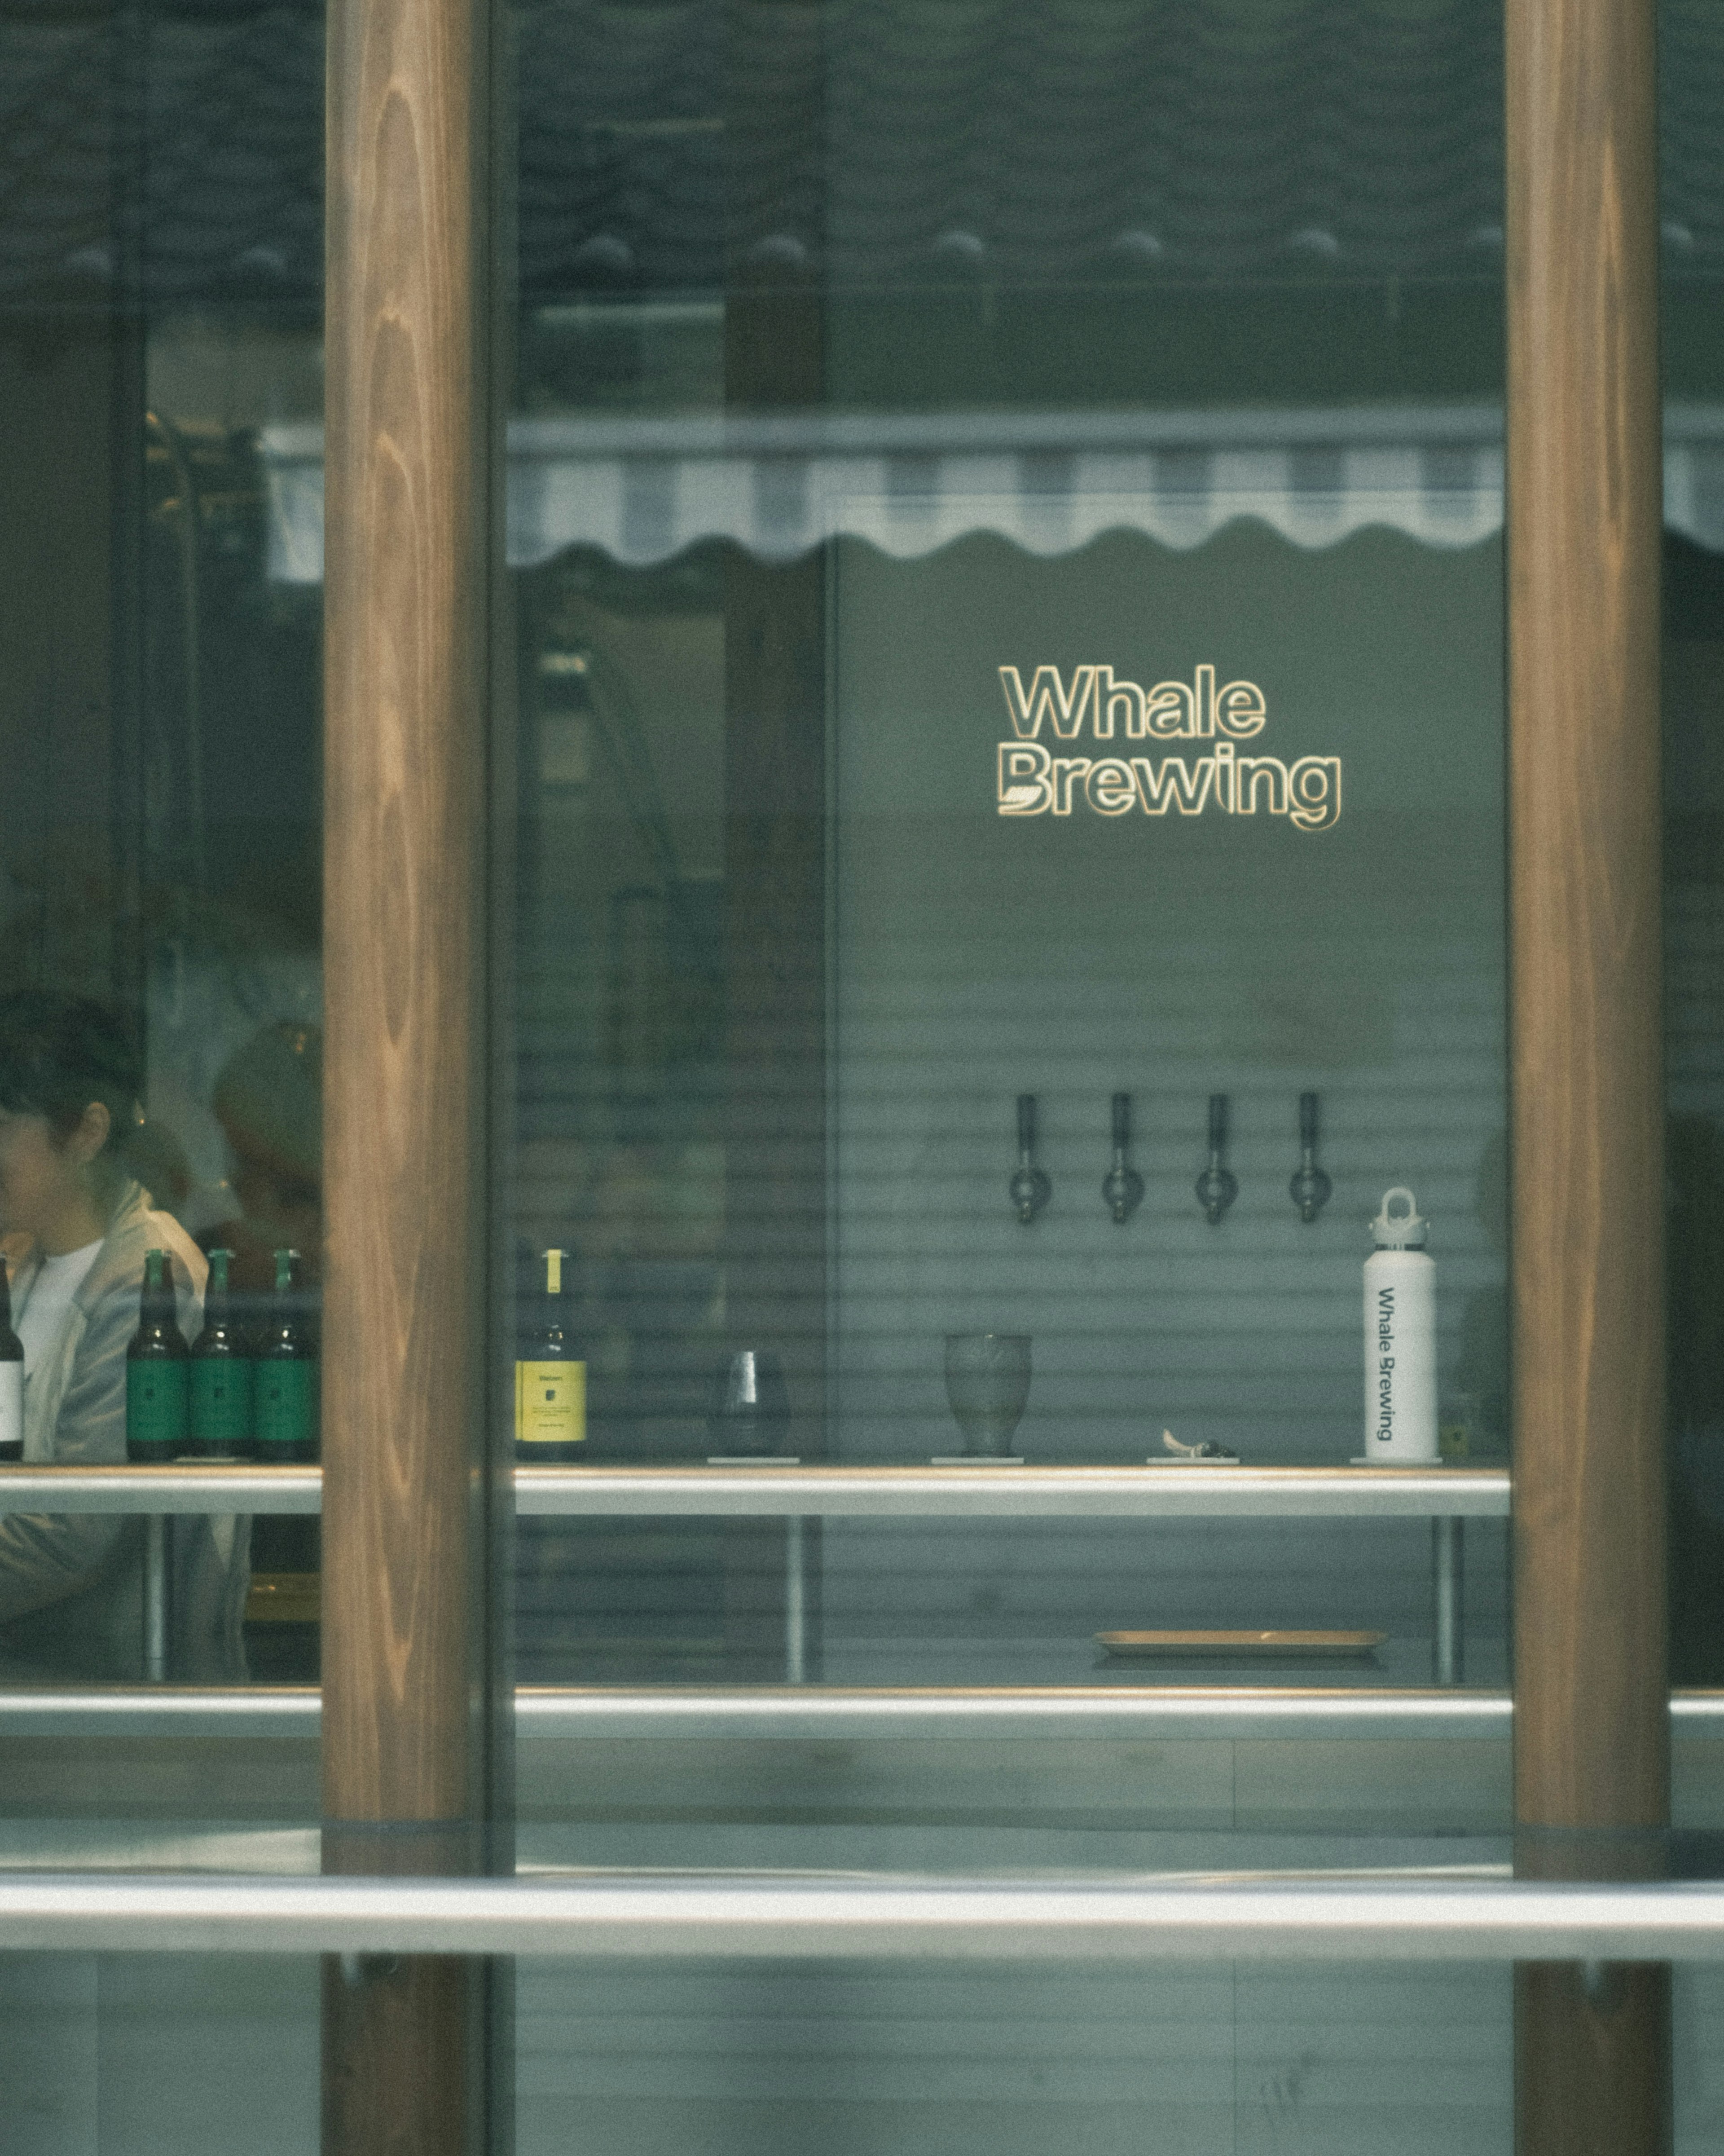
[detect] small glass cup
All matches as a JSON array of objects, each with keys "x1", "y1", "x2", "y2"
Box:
[
  {"x1": 708, "y1": 1348, "x2": 791, "y2": 1457},
  {"x1": 943, "y1": 1333, "x2": 1032, "y2": 1458}
]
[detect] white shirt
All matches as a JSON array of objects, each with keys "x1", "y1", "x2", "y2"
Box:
[{"x1": 16, "y1": 1240, "x2": 104, "y2": 1383}]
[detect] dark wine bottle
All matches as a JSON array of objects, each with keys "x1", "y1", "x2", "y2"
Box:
[
  {"x1": 126, "y1": 1248, "x2": 190, "y2": 1460},
  {"x1": 255, "y1": 1248, "x2": 318, "y2": 1463},
  {"x1": 515, "y1": 1247, "x2": 585, "y2": 1463},
  {"x1": 189, "y1": 1248, "x2": 253, "y2": 1459},
  {"x1": 0, "y1": 1259, "x2": 22, "y2": 1462}
]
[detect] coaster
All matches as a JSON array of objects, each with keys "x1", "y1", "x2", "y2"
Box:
[
  {"x1": 1146, "y1": 1455, "x2": 1241, "y2": 1466},
  {"x1": 708, "y1": 1455, "x2": 801, "y2": 1466},
  {"x1": 930, "y1": 1455, "x2": 1025, "y2": 1466},
  {"x1": 1350, "y1": 1455, "x2": 1443, "y2": 1467},
  {"x1": 1098, "y1": 1628, "x2": 1385, "y2": 1660}
]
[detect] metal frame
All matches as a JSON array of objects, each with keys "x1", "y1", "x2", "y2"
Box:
[
  {"x1": 0, "y1": 1464, "x2": 1505, "y2": 1686},
  {"x1": 0, "y1": 1464, "x2": 1507, "y2": 1517},
  {"x1": 0, "y1": 1870, "x2": 1723, "y2": 1962},
  {"x1": 2, "y1": 1687, "x2": 1723, "y2": 1742}
]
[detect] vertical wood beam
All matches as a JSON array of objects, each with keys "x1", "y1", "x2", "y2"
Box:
[
  {"x1": 1506, "y1": 0, "x2": 1669, "y2": 2142},
  {"x1": 322, "y1": 0, "x2": 496, "y2": 2127}
]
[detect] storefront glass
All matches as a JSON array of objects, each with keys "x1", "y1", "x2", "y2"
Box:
[
  {"x1": 501, "y1": 0, "x2": 1512, "y2": 1699},
  {"x1": 0, "y1": 0, "x2": 1722, "y2": 2148}
]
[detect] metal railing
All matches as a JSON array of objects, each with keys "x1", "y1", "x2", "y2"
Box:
[
  {"x1": 0, "y1": 1461, "x2": 1509, "y2": 1516},
  {"x1": 0, "y1": 1870, "x2": 1721, "y2": 1962},
  {"x1": 0, "y1": 1686, "x2": 1719, "y2": 1742}
]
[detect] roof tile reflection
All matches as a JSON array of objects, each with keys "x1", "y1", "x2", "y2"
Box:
[{"x1": 0, "y1": 0, "x2": 1721, "y2": 304}]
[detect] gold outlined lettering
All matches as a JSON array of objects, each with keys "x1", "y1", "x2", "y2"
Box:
[
  {"x1": 998, "y1": 665, "x2": 1096, "y2": 741},
  {"x1": 1216, "y1": 681, "x2": 1267, "y2": 738},
  {"x1": 1085, "y1": 758, "x2": 1137, "y2": 815},
  {"x1": 997, "y1": 741, "x2": 1052, "y2": 815},
  {"x1": 1095, "y1": 667, "x2": 1147, "y2": 740},
  {"x1": 1145, "y1": 681, "x2": 1193, "y2": 738},
  {"x1": 1128, "y1": 755, "x2": 1214, "y2": 816},
  {"x1": 994, "y1": 661, "x2": 1340, "y2": 830},
  {"x1": 1235, "y1": 755, "x2": 1289, "y2": 814},
  {"x1": 1194, "y1": 663, "x2": 1216, "y2": 737},
  {"x1": 1288, "y1": 756, "x2": 1342, "y2": 830}
]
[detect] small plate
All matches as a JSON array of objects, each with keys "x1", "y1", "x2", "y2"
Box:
[{"x1": 1096, "y1": 1628, "x2": 1386, "y2": 1660}]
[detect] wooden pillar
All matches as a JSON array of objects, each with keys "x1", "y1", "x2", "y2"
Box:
[
  {"x1": 322, "y1": 0, "x2": 501, "y2": 2130},
  {"x1": 1506, "y1": 0, "x2": 1670, "y2": 2143}
]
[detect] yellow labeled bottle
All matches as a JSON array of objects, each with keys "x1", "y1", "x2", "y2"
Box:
[{"x1": 515, "y1": 1247, "x2": 585, "y2": 1461}]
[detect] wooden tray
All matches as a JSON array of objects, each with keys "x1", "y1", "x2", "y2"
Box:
[{"x1": 1096, "y1": 1628, "x2": 1386, "y2": 1660}]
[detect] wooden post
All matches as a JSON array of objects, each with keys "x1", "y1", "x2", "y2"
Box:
[
  {"x1": 1506, "y1": 0, "x2": 1670, "y2": 2143},
  {"x1": 322, "y1": 0, "x2": 501, "y2": 2130}
]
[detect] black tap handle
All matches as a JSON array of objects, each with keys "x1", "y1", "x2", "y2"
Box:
[
  {"x1": 1111, "y1": 1093, "x2": 1130, "y2": 1151},
  {"x1": 1299, "y1": 1090, "x2": 1319, "y2": 1150},
  {"x1": 1017, "y1": 1093, "x2": 1036, "y2": 1155},
  {"x1": 1208, "y1": 1093, "x2": 1227, "y2": 1151}
]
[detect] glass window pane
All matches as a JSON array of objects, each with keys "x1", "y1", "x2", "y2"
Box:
[
  {"x1": 504, "y1": 0, "x2": 1508, "y2": 1723},
  {"x1": 0, "y1": 0, "x2": 325, "y2": 1717}
]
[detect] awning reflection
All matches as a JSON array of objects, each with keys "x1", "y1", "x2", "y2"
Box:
[{"x1": 258, "y1": 404, "x2": 1724, "y2": 581}]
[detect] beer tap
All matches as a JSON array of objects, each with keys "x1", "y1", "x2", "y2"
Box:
[
  {"x1": 1194, "y1": 1093, "x2": 1238, "y2": 1225},
  {"x1": 1289, "y1": 1090, "x2": 1333, "y2": 1223},
  {"x1": 1009, "y1": 1093, "x2": 1051, "y2": 1225},
  {"x1": 1101, "y1": 1092, "x2": 1144, "y2": 1224}
]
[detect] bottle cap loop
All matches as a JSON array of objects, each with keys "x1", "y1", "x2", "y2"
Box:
[{"x1": 1369, "y1": 1186, "x2": 1427, "y2": 1248}]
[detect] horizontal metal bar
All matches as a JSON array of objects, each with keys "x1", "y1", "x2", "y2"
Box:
[
  {"x1": 514, "y1": 1687, "x2": 1517, "y2": 1743},
  {"x1": 0, "y1": 1687, "x2": 1720, "y2": 1744},
  {"x1": 0, "y1": 1688, "x2": 322, "y2": 1737},
  {"x1": 0, "y1": 1468, "x2": 321, "y2": 1514},
  {"x1": 512, "y1": 1466, "x2": 1512, "y2": 1520},
  {"x1": 0, "y1": 1464, "x2": 1510, "y2": 1519},
  {"x1": 3, "y1": 1871, "x2": 1724, "y2": 1961}
]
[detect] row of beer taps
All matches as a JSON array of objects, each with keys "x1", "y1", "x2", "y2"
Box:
[{"x1": 1010, "y1": 1090, "x2": 1332, "y2": 1226}]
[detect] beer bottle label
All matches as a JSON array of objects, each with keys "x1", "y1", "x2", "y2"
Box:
[
  {"x1": 191, "y1": 1359, "x2": 253, "y2": 1449},
  {"x1": 127, "y1": 1361, "x2": 189, "y2": 1451},
  {"x1": 515, "y1": 1360, "x2": 585, "y2": 1446},
  {"x1": 256, "y1": 1360, "x2": 317, "y2": 1450}
]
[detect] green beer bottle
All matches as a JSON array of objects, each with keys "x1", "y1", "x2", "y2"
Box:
[
  {"x1": 255, "y1": 1248, "x2": 318, "y2": 1462},
  {"x1": 189, "y1": 1248, "x2": 253, "y2": 1459},
  {"x1": 126, "y1": 1248, "x2": 190, "y2": 1460}
]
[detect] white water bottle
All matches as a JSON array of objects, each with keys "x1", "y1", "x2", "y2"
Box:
[{"x1": 1363, "y1": 1187, "x2": 1437, "y2": 1463}]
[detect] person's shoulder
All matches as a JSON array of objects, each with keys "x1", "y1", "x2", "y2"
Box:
[
  {"x1": 145, "y1": 1212, "x2": 207, "y2": 1300},
  {"x1": 80, "y1": 1185, "x2": 208, "y2": 1306}
]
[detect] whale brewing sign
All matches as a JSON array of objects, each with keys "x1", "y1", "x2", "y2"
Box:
[{"x1": 995, "y1": 663, "x2": 1342, "y2": 830}]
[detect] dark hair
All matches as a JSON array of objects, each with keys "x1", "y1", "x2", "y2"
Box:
[{"x1": 0, "y1": 991, "x2": 141, "y2": 1154}]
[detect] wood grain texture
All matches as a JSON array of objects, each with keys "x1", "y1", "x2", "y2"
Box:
[
  {"x1": 322, "y1": 1956, "x2": 479, "y2": 2156},
  {"x1": 1515, "y1": 1965, "x2": 1671, "y2": 2156},
  {"x1": 1507, "y1": 0, "x2": 1668, "y2": 2141},
  {"x1": 321, "y1": 0, "x2": 495, "y2": 2134},
  {"x1": 1507, "y1": 0, "x2": 1666, "y2": 1838},
  {"x1": 322, "y1": 0, "x2": 490, "y2": 1831}
]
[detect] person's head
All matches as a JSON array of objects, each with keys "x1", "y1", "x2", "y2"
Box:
[
  {"x1": 212, "y1": 1021, "x2": 321, "y2": 1221},
  {"x1": 0, "y1": 991, "x2": 143, "y2": 1252}
]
